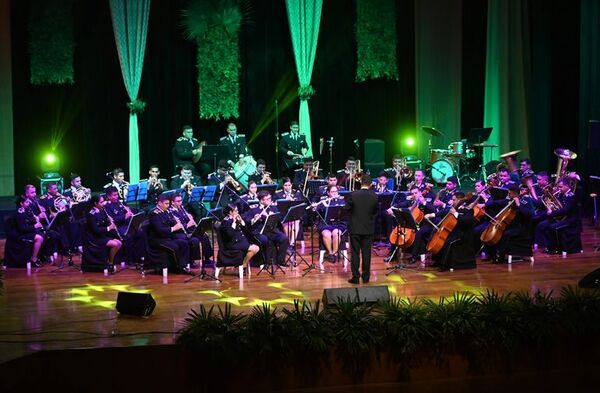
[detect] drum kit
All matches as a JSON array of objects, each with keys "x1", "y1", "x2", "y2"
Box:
[{"x1": 421, "y1": 126, "x2": 497, "y2": 184}]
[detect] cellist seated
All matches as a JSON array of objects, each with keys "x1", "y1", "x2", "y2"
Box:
[{"x1": 482, "y1": 184, "x2": 534, "y2": 263}]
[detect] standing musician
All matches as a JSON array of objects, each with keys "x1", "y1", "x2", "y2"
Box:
[
  {"x1": 147, "y1": 194, "x2": 191, "y2": 274},
  {"x1": 104, "y1": 168, "x2": 129, "y2": 202},
  {"x1": 345, "y1": 174, "x2": 378, "y2": 284},
  {"x1": 14, "y1": 195, "x2": 59, "y2": 268},
  {"x1": 208, "y1": 160, "x2": 245, "y2": 207},
  {"x1": 248, "y1": 159, "x2": 276, "y2": 185},
  {"x1": 243, "y1": 190, "x2": 290, "y2": 267},
  {"x1": 220, "y1": 122, "x2": 249, "y2": 164},
  {"x1": 280, "y1": 120, "x2": 309, "y2": 175},
  {"x1": 535, "y1": 177, "x2": 580, "y2": 254},
  {"x1": 406, "y1": 169, "x2": 435, "y2": 198},
  {"x1": 85, "y1": 194, "x2": 122, "y2": 272},
  {"x1": 220, "y1": 204, "x2": 260, "y2": 271},
  {"x1": 104, "y1": 187, "x2": 143, "y2": 265},
  {"x1": 275, "y1": 177, "x2": 304, "y2": 246},
  {"x1": 170, "y1": 164, "x2": 204, "y2": 219},
  {"x1": 434, "y1": 176, "x2": 460, "y2": 209},
  {"x1": 310, "y1": 185, "x2": 347, "y2": 262},
  {"x1": 384, "y1": 154, "x2": 411, "y2": 191},
  {"x1": 169, "y1": 193, "x2": 213, "y2": 269},
  {"x1": 144, "y1": 165, "x2": 168, "y2": 210},
  {"x1": 63, "y1": 173, "x2": 91, "y2": 203},
  {"x1": 336, "y1": 156, "x2": 358, "y2": 191},
  {"x1": 173, "y1": 124, "x2": 209, "y2": 176}
]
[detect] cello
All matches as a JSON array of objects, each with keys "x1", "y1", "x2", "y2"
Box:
[
  {"x1": 389, "y1": 186, "x2": 430, "y2": 248},
  {"x1": 426, "y1": 193, "x2": 471, "y2": 255},
  {"x1": 479, "y1": 200, "x2": 517, "y2": 246}
]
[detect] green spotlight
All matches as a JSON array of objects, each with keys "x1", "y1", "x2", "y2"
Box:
[
  {"x1": 405, "y1": 137, "x2": 415, "y2": 147},
  {"x1": 45, "y1": 153, "x2": 56, "y2": 165},
  {"x1": 41, "y1": 151, "x2": 61, "y2": 175}
]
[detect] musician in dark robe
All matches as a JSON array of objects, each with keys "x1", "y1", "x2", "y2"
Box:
[
  {"x1": 310, "y1": 185, "x2": 347, "y2": 262},
  {"x1": 85, "y1": 194, "x2": 123, "y2": 272},
  {"x1": 219, "y1": 204, "x2": 260, "y2": 271}
]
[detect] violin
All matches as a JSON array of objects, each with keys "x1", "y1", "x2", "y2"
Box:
[{"x1": 426, "y1": 193, "x2": 472, "y2": 255}]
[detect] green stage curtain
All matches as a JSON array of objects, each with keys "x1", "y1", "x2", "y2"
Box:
[
  {"x1": 483, "y1": 0, "x2": 531, "y2": 165},
  {"x1": 0, "y1": 0, "x2": 14, "y2": 195},
  {"x1": 579, "y1": 0, "x2": 600, "y2": 180},
  {"x1": 286, "y1": 0, "x2": 322, "y2": 158},
  {"x1": 414, "y1": 0, "x2": 462, "y2": 170},
  {"x1": 109, "y1": 0, "x2": 151, "y2": 184}
]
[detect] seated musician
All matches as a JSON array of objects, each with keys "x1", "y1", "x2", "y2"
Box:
[
  {"x1": 531, "y1": 171, "x2": 551, "y2": 248},
  {"x1": 63, "y1": 173, "x2": 91, "y2": 203},
  {"x1": 336, "y1": 156, "x2": 357, "y2": 190},
  {"x1": 220, "y1": 204, "x2": 260, "y2": 271},
  {"x1": 39, "y1": 182, "x2": 70, "y2": 256},
  {"x1": 314, "y1": 174, "x2": 345, "y2": 202},
  {"x1": 208, "y1": 160, "x2": 244, "y2": 207},
  {"x1": 147, "y1": 194, "x2": 192, "y2": 273},
  {"x1": 471, "y1": 179, "x2": 500, "y2": 260},
  {"x1": 310, "y1": 185, "x2": 347, "y2": 262},
  {"x1": 371, "y1": 172, "x2": 390, "y2": 194},
  {"x1": 238, "y1": 180, "x2": 260, "y2": 214},
  {"x1": 105, "y1": 187, "x2": 143, "y2": 265},
  {"x1": 143, "y1": 165, "x2": 168, "y2": 211},
  {"x1": 104, "y1": 168, "x2": 129, "y2": 202},
  {"x1": 535, "y1": 177, "x2": 580, "y2": 254},
  {"x1": 433, "y1": 176, "x2": 460, "y2": 209},
  {"x1": 384, "y1": 154, "x2": 409, "y2": 191},
  {"x1": 484, "y1": 183, "x2": 534, "y2": 262},
  {"x1": 370, "y1": 172, "x2": 391, "y2": 243},
  {"x1": 85, "y1": 194, "x2": 123, "y2": 272},
  {"x1": 14, "y1": 195, "x2": 59, "y2": 268},
  {"x1": 406, "y1": 169, "x2": 435, "y2": 199},
  {"x1": 275, "y1": 177, "x2": 304, "y2": 245},
  {"x1": 170, "y1": 193, "x2": 214, "y2": 269},
  {"x1": 23, "y1": 184, "x2": 61, "y2": 263},
  {"x1": 496, "y1": 167, "x2": 516, "y2": 189},
  {"x1": 429, "y1": 192, "x2": 476, "y2": 269},
  {"x1": 280, "y1": 120, "x2": 309, "y2": 176},
  {"x1": 170, "y1": 164, "x2": 203, "y2": 219},
  {"x1": 293, "y1": 157, "x2": 323, "y2": 190},
  {"x1": 519, "y1": 158, "x2": 536, "y2": 183},
  {"x1": 243, "y1": 191, "x2": 290, "y2": 267},
  {"x1": 248, "y1": 159, "x2": 276, "y2": 185}
]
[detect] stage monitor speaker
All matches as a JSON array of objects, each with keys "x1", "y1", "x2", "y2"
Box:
[
  {"x1": 579, "y1": 267, "x2": 600, "y2": 288},
  {"x1": 322, "y1": 286, "x2": 390, "y2": 306},
  {"x1": 364, "y1": 139, "x2": 385, "y2": 175},
  {"x1": 116, "y1": 292, "x2": 156, "y2": 317}
]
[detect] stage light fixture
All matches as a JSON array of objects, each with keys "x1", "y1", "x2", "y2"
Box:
[
  {"x1": 405, "y1": 137, "x2": 415, "y2": 147},
  {"x1": 40, "y1": 150, "x2": 63, "y2": 193}
]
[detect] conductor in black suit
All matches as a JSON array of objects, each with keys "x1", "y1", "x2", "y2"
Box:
[{"x1": 345, "y1": 174, "x2": 378, "y2": 284}]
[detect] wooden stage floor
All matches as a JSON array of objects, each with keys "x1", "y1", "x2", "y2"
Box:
[{"x1": 1, "y1": 226, "x2": 599, "y2": 364}]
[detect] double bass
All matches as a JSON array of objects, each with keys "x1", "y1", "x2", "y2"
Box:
[{"x1": 426, "y1": 193, "x2": 471, "y2": 255}]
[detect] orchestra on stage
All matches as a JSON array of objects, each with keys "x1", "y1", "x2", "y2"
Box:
[{"x1": 3, "y1": 122, "x2": 586, "y2": 280}]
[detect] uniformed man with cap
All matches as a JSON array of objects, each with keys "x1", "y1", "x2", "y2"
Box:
[{"x1": 280, "y1": 120, "x2": 308, "y2": 175}]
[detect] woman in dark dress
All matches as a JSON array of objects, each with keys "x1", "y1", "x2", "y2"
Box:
[{"x1": 85, "y1": 194, "x2": 123, "y2": 271}]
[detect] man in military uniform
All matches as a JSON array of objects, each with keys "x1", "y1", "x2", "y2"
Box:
[
  {"x1": 105, "y1": 187, "x2": 143, "y2": 265},
  {"x1": 293, "y1": 157, "x2": 323, "y2": 191},
  {"x1": 169, "y1": 164, "x2": 203, "y2": 219},
  {"x1": 248, "y1": 159, "x2": 276, "y2": 185},
  {"x1": 148, "y1": 194, "x2": 191, "y2": 273},
  {"x1": 434, "y1": 176, "x2": 460, "y2": 208},
  {"x1": 63, "y1": 173, "x2": 91, "y2": 203},
  {"x1": 173, "y1": 125, "x2": 209, "y2": 176},
  {"x1": 141, "y1": 165, "x2": 168, "y2": 212},
  {"x1": 384, "y1": 154, "x2": 410, "y2": 191},
  {"x1": 208, "y1": 160, "x2": 244, "y2": 208},
  {"x1": 220, "y1": 122, "x2": 248, "y2": 164},
  {"x1": 406, "y1": 169, "x2": 435, "y2": 199},
  {"x1": 336, "y1": 157, "x2": 358, "y2": 190},
  {"x1": 280, "y1": 120, "x2": 308, "y2": 176},
  {"x1": 103, "y1": 168, "x2": 129, "y2": 202}
]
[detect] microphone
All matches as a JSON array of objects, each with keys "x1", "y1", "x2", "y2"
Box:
[
  {"x1": 105, "y1": 172, "x2": 113, "y2": 178},
  {"x1": 319, "y1": 138, "x2": 324, "y2": 155},
  {"x1": 353, "y1": 139, "x2": 359, "y2": 147}
]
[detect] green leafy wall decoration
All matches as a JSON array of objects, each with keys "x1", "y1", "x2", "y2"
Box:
[
  {"x1": 29, "y1": 0, "x2": 74, "y2": 85},
  {"x1": 355, "y1": 0, "x2": 398, "y2": 82}
]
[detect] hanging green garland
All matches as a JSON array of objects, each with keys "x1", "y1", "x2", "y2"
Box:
[
  {"x1": 355, "y1": 0, "x2": 399, "y2": 82},
  {"x1": 182, "y1": 0, "x2": 248, "y2": 120},
  {"x1": 28, "y1": 0, "x2": 74, "y2": 85}
]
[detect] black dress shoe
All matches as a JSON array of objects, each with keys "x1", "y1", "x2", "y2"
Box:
[
  {"x1": 348, "y1": 278, "x2": 359, "y2": 284},
  {"x1": 30, "y1": 260, "x2": 42, "y2": 268},
  {"x1": 278, "y1": 261, "x2": 290, "y2": 267},
  {"x1": 543, "y1": 248, "x2": 559, "y2": 255},
  {"x1": 362, "y1": 278, "x2": 370, "y2": 284},
  {"x1": 326, "y1": 254, "x2": 336, "y2": 262},
  {"x1": 106, "y1": 264, "x2": 115, "y2": 274}
]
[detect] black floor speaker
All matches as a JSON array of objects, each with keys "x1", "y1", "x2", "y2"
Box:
[
  {"x1": 579, "y1": 267, "x2": 600, "y2": 288},
  {"x1": 116, "y1": 292, "x2": 156, "y2": 317},
  {"x1": 322, "y1": 286, "x2": 390, "y2": 306}
]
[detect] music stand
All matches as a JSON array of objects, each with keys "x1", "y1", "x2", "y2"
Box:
[
  {"x1": 124, "y1": 212, "x2": 145, "y2": 237},
  {"x1": 307, "y1": 179, "x2": 326, "y2": 199},
  {"x1": 278, "y1": 202, "x2": 309, "y2": 270},
  {"x1": 321, "y1": 204, "x2": 350, "y2": 268},
  {"x1": 202, "y1": 145, "x2": 231, "y2": 172},
  {"x1": 256, "y1": 212, "x2": 285, "y2": 278},
  {"x1": 256, "y1": 184, "x2": 278, "y2": 198},
  {"x1": 126, "y1": 184, "x2": 139, "y2": 204},
  {"x1": 137, "y1": 181, "x2": 149, "y2": 203},
  {"x1": 49, "y1": 210, "x2": 81, "y2": 272},
  {"x1": 385, "y1": 209, "x2": 418, "y2": 275},
  {"x1": 374, "y1": 192, "x2": 395, "y2": 247},
  {"x1": 185, "y1": 217, "x2": 221, "y2": 282},
  {"x1": 490, "y1": 187, "x2": 509, "y2": 201}
]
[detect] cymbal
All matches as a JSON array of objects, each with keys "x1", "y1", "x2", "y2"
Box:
[
  {"x1": 472, "y1": 143, "x2": 498, "y2": 148},
  {"x1": 421, "y1": 126, "x2": 444, "y2": 137}
]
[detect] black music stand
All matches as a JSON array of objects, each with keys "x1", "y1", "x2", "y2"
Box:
[
  {"x1": 375, "y1": 192, "x2": 395, "y2": 246},
  {"x1": 256, "y1": 212, "x2": 284, "y2": 278},
  {"x1": 256, "y1": 184, "x2": 278, "y2": 198},
  {"x1": 185, "y1": 217, "x2": 221, "y2": 283},
  {"x1": 320, "y1": 204, "x2": 350, "y2": 269},
  {"x1": 202, "y1": 145, "x2": 230, "y2": 172},
  {"x1": 279, "y1": 202, "x2": 309, "y2": 269},
  {"x1": 307, "y1": 179, "x2": 326, "y2": 199},
  {"x1": 386, "y1": 209, "x2": 418, "y2": 276},
  {"x1": 49, "y1": 210, "x2": 80, "y2": 272}
]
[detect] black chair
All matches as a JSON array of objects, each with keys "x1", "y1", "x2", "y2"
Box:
[
  {"x1": 214, "y1": 221, "x2": 244, "y2": 279},
  {"x1": 553, "y1": 221, "x2": 583, "y2": 255},
  {"x1": 3, "y1": 214, "x2": 33, "y2": 268},
  {"x1": 140, "y1": 220, "x2": 178, "y2": 276},
  {"x1": 80, "y1": 219, "x2": 111, "y2": 272}
]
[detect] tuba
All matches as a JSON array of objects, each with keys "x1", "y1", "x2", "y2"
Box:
[
  {"x1": 499, "y1": 150, "x2": 521, "y2": 173},
  {"x1": 553, "y1": 148, "x2": 577, "y2": 188},
  {"x1": 520, "y1": 170, "x2": 538, "y2": 200}
]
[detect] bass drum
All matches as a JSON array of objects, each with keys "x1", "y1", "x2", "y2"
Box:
[
  {"x1": 430, "y1": 159, "x2": 455, "y2": 184},
  {"x1": 233, "y1": 155, "x2": 257, "y2": 187}
]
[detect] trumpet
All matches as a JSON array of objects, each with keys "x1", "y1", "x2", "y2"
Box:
[
  {"x1": 260, "y1": 171, "x2": 276, "y2": 185},
  {"x1": 225, "y1": 174, "x2": 244, "y2": 192}
]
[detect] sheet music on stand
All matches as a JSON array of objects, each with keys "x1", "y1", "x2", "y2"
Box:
[
  {"x1": 200, "y1": 185, "x2": 218, "y2": 203},
  {"x1": 71, "y1": 201, "x2": 92, "y2": 222},
  {"x1": 124, "y1": 212, "x2": 145, "y2": 237},
  {"x1": 391, "y1": 191, "x2": 409, "y2": 207},
  {"x1": 136, "y1": 181, "x2": 149, "y2": 201},
  {"x1": 276, "y1": 199, "x2": 305, "y2": 218},
  {"x1": 377, "y1": 192, "x2": 395, "y2": 210},
  {"x1": 260, "y1": 212, "x2": 281, "y2": 234},
  {"x1": 189, "y1": 216, "x2": 215, "y2": 238},
  {"x1": 189, "y1": 187, "x2": 206, "y2": 204},
  {"x1": 126, "y1": 183, "x2": 139, "y2": 204},
  {"x1": 256, "y1": 184, "x2": 278, "y2": 198},
  {"x1": 280, "y1": 202, "x2": 307, "y2": 224},
  {"x1": 48, "y1": 210, "x2": 70, "y2": 231},
  {"x1": 324, "y1": 205, "x2": 346, "y2": 224},
  {"x1": 307, "y1": 179, "x2": 326, "y2": 198}
]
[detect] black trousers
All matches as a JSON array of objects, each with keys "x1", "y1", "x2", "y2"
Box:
[
  {"x1": 254, "y1": 229, "x2": 289, "y2": 265},
  {"x1": 350, "y1": 233, "x2": 373, "y2": 281}
]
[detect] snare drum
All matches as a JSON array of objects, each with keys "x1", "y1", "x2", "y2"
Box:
[
  {"x1": 430, "y1": 159, "x2": 455, "y2": 184},
  {"x1": 429, "y1": 149, "x2": 448, "y2": 163},
  {"x1": 448, "y1": 141, "x2": 464, "y2": 156}
]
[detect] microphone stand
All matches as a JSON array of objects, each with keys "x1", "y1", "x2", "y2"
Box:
[{"x1": 327, "y1": 137, "x2": 334, "y2": 175}]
